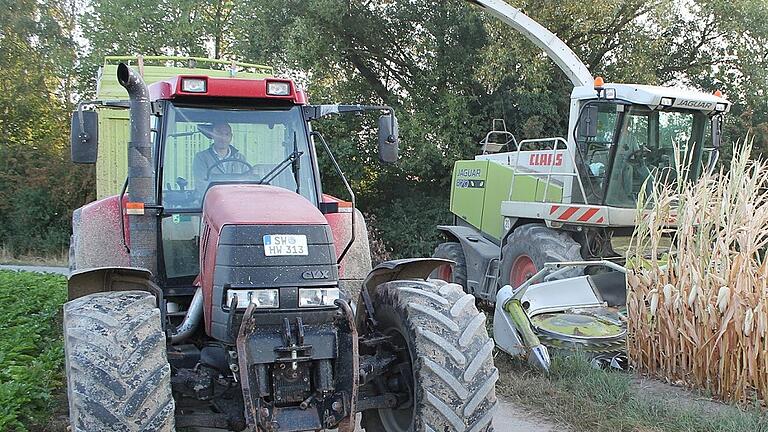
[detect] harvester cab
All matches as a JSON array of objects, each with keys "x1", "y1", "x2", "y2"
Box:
[{"x1": 64, "y1": 56, "x2": 498, "y2": 432}]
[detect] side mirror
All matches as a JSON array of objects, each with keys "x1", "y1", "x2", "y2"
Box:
[
  {"x1": 711, "y1": 115, "x2": 722, "y2": 149},
  {"x1": 71, "y1": 109, "x2": 99, "y2": 164},
  {"x1": 378, "y1": 113, "x2": 399, "y2": 163},
  {"x1": 578, "y1": 105, "x2": 598, "y2": 139}
]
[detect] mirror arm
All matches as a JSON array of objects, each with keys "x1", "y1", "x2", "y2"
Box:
[
  {"x1": 311, "y1": 131, "x2": 356, "y2": 264},
  {"x1": 304, "y1": 104, "x2": 395, "y2": 121}
]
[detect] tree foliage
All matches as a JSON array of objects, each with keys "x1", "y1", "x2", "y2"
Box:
[
  {"x1": 3, "y1": 0, "x2": 768, "y2": 258},
  {"x1": 0, "y1": 0, "x2": 92, "y2": 254}
]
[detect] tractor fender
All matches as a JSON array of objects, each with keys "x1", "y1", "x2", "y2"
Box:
[
  {"x1": 68, "y1": 266, "x2": 160, "y2": 303},
  {"x1": 70, "y1": 196, "x2": 130, "y2": 272},
  {"x1": 356, "y1": 258, "x2": 452, "y2": 328},
  {"x1": 324, "y1": 204, "x2": 372, "y2": 301},
  {"x1": 437, "y1": 225, "x2": 501, "y2": 299},
  {"x1": 361, "y1": 258, "x2": 451, "y2": 294}
]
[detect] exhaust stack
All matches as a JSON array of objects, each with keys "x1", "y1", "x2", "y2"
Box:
[{"x1": 117, "y1": 63, "x2": 157, "y2": 277}]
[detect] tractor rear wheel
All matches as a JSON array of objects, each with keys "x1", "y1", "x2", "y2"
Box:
[
  {"x1": 64, "y1": 291, "x2": 175, "y2": 431},
  {"x1": 361, "y1": 279, "x2": 497, "y2": 432},
  {"x1": 431, "y1": 242, "x2": 467, "y2": 289},
  {"x1": 500, "y1": 224, "x2": 583, "y2": 288}
]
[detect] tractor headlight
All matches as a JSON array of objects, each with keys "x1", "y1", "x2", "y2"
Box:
[
  {"x1": 181, "y1": 78, "x2": 207, "y2": 93},
  {"x1": 226, "y1": 289, "x2": 279, "y2": 309},
  {"x1": 715, "y1": 103, "x2": 728, "y2": 112},
  {"x1": 266, "y1": 81, "x2": 291, "y2": 96},
  {"x1": 298, "y1": 288, "x2": 339, "y2": 307}
]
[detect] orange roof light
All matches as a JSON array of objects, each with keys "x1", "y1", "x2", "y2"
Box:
[
  {"x1": 714, "y1": 90, "x2": 723, "y2": 98},
  {"x1": 594, "y1": 76, "x2": 605, "y2": 88}
]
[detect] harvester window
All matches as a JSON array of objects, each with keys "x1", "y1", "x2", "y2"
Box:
[{"x1": 605, "y1": 107, "x2": 708, "y2": 207}]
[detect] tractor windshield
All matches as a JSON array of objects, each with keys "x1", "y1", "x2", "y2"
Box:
[
  {"x1": 160, "y1": 104, "x2": 316, "y2": 210},
  {"x1": 581, "y1": 103, "x2": 710, "y2": 208}
]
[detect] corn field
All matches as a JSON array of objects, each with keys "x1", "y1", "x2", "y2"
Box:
[{"x1": 627, "y1": 141, "x2": 768, "y2": 404}]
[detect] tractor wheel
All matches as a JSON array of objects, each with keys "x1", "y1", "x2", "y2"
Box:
[
  {"x1": 500, "y1": 224, "x2": 583, "y2": 288},
  {"x1": 431, "y1": 242, "x2": 467, "y2": 288},
  {"x1": 64, "y1": 291, "x2": 175, "y2": 432},
  {"x1": 361, "y1": 280, "x2": 498, "y2": 432}
]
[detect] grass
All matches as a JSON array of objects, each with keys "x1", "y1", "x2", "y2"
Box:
[
  {"x1": 0, "y1": 270, "x2": 67, "y2": 431},
  {"x1": 0, "y1": 245, "x2": 68, "y2": 267},
  {"x1": 496, "y1": 351, "x2": 768, "y2": 432}
]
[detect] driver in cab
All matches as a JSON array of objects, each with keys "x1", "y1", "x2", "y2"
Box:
[{"x1": 192, "y1": 121, "x2": 250, "y2": 192}]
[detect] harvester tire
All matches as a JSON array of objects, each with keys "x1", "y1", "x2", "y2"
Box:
[
  {"x1": 362, "y1": 279, "x2": 498, "y2": 432},
  {"x1": 431, "y1": 242, "x2": 468, "y2": 289},
  {"x1": 500, "y1": 224, "x2": 582, "y2": 288},
  {"x1": 63, "y1": 291, "x2": 175, "y2": 432}
]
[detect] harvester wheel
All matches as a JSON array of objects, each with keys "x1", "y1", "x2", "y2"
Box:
[
  {"x1": 431, "y1": 242, "x2": 467, "y2": 288},
  {"x1": 63, "y1": 291, "x2": 175, "y2": 432},
  {"x1": 500, "y1": 224, "x2": 582, "y2": 288},
  {"x1": 362, "y1": 280, "x2": 498, "y2": 432}
]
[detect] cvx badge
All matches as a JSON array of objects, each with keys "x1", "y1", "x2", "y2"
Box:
[{"x1": 302, "y1": 270, "x2": 331, "y2": 280}]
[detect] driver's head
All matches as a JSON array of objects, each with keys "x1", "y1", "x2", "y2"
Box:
[{"x1": 211, "y1": 122, "x2": 232, "y2": 150}]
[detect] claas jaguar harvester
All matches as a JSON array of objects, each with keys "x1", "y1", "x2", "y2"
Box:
[
  {"x1": 433, "y1": 1, "x2": 731, "y2": 367},
  {"x1": 65, "y1": 56, "x2": 497, "y2": 432}
]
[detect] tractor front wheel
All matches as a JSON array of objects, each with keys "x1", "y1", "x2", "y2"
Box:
[
  {"x1": 64, "y1": 291, "x2": 175, "y2": 431},
  {"x1": 500, "y1": 224, "x2": 583, "y2": 288},
  {"x1": 361, "y1": 279, "x2": 497, "y2": 432}
]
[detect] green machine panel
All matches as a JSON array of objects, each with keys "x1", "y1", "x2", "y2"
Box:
[
  {"x1": 450, "y1": 158, "x2": 565, "y2": 241},
  {"x1": 450, "y1": 160, "x2": 489, "y2": 230}
]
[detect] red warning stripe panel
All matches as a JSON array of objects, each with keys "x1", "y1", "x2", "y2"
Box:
[
  {"x1": 558, "y1": 207, "x2": 580, "y2": 221},
  {"x1": 577, "y1": 208, "x2": 600, "y2": 222},
  {"x1": 549, "y1": 205, "x2": 560, "y2": 215}
]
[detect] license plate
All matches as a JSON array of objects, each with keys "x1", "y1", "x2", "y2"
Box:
[{"x1": 263, "y1": 234, "x2": 308, "y2": 256}]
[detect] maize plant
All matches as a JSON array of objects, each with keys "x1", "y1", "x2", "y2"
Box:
[{"x1": 627, "y1": 140, "x2": 768, "y2": 404}]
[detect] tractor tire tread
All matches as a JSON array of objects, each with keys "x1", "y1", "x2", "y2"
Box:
[
  {"x1": 364, "y1": 280, "x2": 497, "y2": 432},
  {"x1": 64, "y1": 291, "x2": 175, "y2": 432}
]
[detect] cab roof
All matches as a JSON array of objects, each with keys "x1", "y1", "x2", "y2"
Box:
[
  {"x1": 572, "y1": 83, "x2": 730, "y2": 114},
  {"x1": 147, "y1": 76, "x2": 307, "y2": 105}
]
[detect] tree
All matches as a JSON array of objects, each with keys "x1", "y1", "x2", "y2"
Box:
[{"x1": 0, "y1": 0, "x2": 90, "y2": 254}]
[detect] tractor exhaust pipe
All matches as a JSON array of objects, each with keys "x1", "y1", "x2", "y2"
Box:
[
  {"x1": 117, "y1": 63, "x2": 157, "y2": 277},
  {"x1": 170, "y1": 288, "x2": 203, "y2": 343}
]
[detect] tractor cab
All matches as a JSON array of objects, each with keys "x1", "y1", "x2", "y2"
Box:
[{"x1": 150, "y1": 76, "x2": 321, "y2": 282}]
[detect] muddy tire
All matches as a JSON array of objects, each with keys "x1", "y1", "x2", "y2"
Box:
[
  {"x1": 361, "y1": 279, "x2": 497, "y2": 432},
  {"x1": 431, "y1": 242, "x2": 467, "y2": 289},
  {"x1": 500, "y1": 224, "x2": 583, "y2": 288},
  {"x1": 64, "y1": 291, "x2": 175, "y2": 431}
]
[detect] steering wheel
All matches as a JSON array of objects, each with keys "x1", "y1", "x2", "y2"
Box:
[
  {"x1": 205, "y1": 158, "x2": 254, "y2": 180},
  {"x1": 626, "y1": 145, "x2": 653, "y2": 165}
]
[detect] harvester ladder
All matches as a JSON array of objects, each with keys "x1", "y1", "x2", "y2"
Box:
[{"x1": 508, "y1": 137, "x2": 588, "y2": 204}]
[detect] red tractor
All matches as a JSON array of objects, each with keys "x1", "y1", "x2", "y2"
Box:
[{"x1": 65, "y1": 62, "x2": 497, "y2": 432}]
